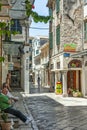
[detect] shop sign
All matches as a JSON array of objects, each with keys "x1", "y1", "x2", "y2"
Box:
[
  {"x1": 63, "y1": 53, "x2": 70, "y2": 57},
  {"x1": 8, "y1": 63, "x2": 14, "y2": 70},
  {"x1": 64, "y1": 43, "x2": 77, "y2": 52}
]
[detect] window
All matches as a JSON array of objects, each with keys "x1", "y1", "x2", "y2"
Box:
[
  {"x1": 29, "y1": 56, "x2": 32, "y2": 61},
  {"x1": 29, "y1": 64, "x2": 32, "y2": 69},
  {"x1": 50, "y1": 64, "x2": 54, "y2": 69},
  {"x1": 11, "y1": 19, "x2": 22, "y2": 34},
  {"x1": 8, "y1": 54, "x2": 10, "y2": 62},
  {"x1": 36, "y1": 50, "x2": 39, "y2": 54},
  {"x1": 49, "y1": 8, "x2": 53, "y2": 17},
  {"x1": 84, "y1": 22, "x2": 87, "y2": 41},
  {"x1": 84, "y1": 0, "x2": 87, "y2": 4},
  {"x1": 56, "y1": 25, "x2": 60, "y2": 45},
  {"x1": 49, "y1": 32, "x2": 53, "y2": 49},
  {"x1": 29, "y1": 39, "x2": 32, "y2": 44},
  {"x1": 57, "y1": 62, "x2": 60, "y2": 69},
  {"x1": 56, "y1": 0, "x2": 60, "y2": 13}
]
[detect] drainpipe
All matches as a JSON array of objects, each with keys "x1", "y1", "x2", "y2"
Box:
[
  {"x1": 81, "y1": 1, "x2": 85, "y2": 97},
  {"x1": 0, "y1": 34, "x2": 2, "y2": 87},
  {"x1": 82, "y1": 3, "x2": 84, "y2": 51}
]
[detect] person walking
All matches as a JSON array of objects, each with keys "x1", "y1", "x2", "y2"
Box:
[{"x1": 37, "y1": 77, "x2": 40, "y2": 92}]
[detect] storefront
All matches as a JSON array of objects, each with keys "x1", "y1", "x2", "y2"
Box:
[
  {"x1": 71, "y1": 50, "x2": 87, "y2": 97},
  {"x1": 50, "y1": 52, "x2": 83, "y2": 97}
]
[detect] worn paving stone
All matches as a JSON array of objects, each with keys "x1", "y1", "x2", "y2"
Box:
[{"x1": 25, "y1": 95, "x2": 87, "y2": 130}]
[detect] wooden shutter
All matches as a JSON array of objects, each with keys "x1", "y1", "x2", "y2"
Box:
[
  {"x1": 56, "y1": 0, "x2": 60, "y2": 13},
  {"x1": 49, "y1": 8, "x2": 53, "y2": 17},
  {"x1": 49, "y1": 32, "x2": 53, "y2": 49},
  {"x1": 56, "y1": 25, "x2": 60, "y2": 45},
  {"x1": 84, "y1": 22, "x2": 87, "y2": 41}
]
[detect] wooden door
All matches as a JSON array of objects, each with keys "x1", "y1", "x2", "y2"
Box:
[{"x1": 67, "y1": 71, "x2": 76, "y2": 89}]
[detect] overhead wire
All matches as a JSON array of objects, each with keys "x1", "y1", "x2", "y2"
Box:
[{"x1": 29, "y1": 27, "x2": 49, "y2": 30}]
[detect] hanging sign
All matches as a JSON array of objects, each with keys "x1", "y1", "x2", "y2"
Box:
[{"x1": 64, "y1": 43, "x2": 77, "y2": 52}]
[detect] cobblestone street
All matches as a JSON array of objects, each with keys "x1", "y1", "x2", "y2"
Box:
[{"x1": 24, "y1": 93, "x2": 87, "y2": 130}]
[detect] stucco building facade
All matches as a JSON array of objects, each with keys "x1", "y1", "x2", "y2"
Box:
[
  {"x1": 32, "y1": 36, "x2": 49, "y2": 87},
  {"x1": 47, "y1": 0, "x2": 86, "y2": 96}
]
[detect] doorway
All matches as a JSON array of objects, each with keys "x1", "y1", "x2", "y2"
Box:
[
  {"x1": 10, "y1": 69, "x2": 21, "y2": 88},
  {"x1": 67, "y1": 70, "x2": 81, "y2": 91}
]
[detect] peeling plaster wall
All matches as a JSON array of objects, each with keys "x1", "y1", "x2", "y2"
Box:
[{"x1": 60, "y1": 0, "x2": 84, "y2": 52}]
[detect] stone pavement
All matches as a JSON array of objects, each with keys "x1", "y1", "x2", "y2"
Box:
[
  {"x1": 12, "y1": 90, "x2": 87, "y2": 130},
  {"x1": 45, "y1": 93, "x2": 87, "y2": 106},
  {"x1": 22, "y1": 92, "x2": 87, "y2": 130},
  {"x1": 23, "y1": 92, "x2": 87, "y2": 107},
  {"x1": 12, "y1": 90, "x2": 39, "y2": 130}
]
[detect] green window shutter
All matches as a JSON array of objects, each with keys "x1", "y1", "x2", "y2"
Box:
[
  {"x1": 56, "y1": 25, "x2": 60, "y2": 45},
  {"x1": 49, "y1": 32, "x2": 53, "y2": 49},
  {"x1": 36, "y1": 50, "x2": 39, "y2": 54},
  {"x1": 29, "y1": 56, "x2": 32, "y2": 61},
  {"x1": 56, "y1": 0, "x2": 60, "y2": 13},
  {"x1": 49, "y1": 8, "x2": 53, "y2": 17},
  {"x1": 84, "y1": 22, "x2": 86, "y2": 40},
  {"x1": 86, "y1": 23, "x2": 87, "y2": 40},
  {"x1": 84, "y1": 22, "x2": 87, "y2": 41}
]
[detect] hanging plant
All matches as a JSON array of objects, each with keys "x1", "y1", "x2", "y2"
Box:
[
  {"x1": 0, "y1": 57, "x2": 5, "y2": 62},
  {"x1": 0, "y1": 21, "x2": 19, "y2": 62},
  {"x1": 25, "y1": 0, "x2": 51, "y2": 23}
]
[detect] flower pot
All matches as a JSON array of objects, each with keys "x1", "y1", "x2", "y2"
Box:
[
  {"x1": 1, "y1": 122, "x2": 11, "y2": 130},
  {"x1": 73, "y1": 92, "x2": 78, "y2": 97}
]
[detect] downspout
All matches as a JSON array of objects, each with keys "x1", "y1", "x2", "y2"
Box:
[
  {"x1": 81, "y1": 1, "x2": 85, "y2": 97},
  {"x1": 82, "y1": 2, "x2": 84, "y2": 51}
]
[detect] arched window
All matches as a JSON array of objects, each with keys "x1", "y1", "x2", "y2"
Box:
[{"x1": 68, "y1": 60, "x2": 82, "y2": 68}]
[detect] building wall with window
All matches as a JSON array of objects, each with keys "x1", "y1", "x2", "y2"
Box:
[
  {"x1": 11, "y1": 19, "x2": 25, "y2": 42},
  {"x1": 40, "y1": 42, "x2": 50, "y2": 87},
  {"x1": 32, "y1": 36, "x2": 48, "y2": 86},
  {"x1": 47, "y1": 0, "x2": 84, "y2": 96},
  {"x1": 0, "y1": 0, "x2": 11, "y2": 86},
  {"x1": 84, "y1": 3, "x2": 87, "y2": 49}
]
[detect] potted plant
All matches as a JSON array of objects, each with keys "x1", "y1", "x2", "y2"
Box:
[
  {"x1": 0, "y1": 111, "x2": 11, "y2": 130},
  {"x1": 68, "y1": 88, "x2": 83, "y2": 97},
  {"x1": 67, "y1": 88, "x2": 73, "y2": 97},
  {"x1": 72, "y1": 89, "x2": 83, "y2": 97},
  {"x1": 73, "y1": 90, "x2": 78, "y2": 97}
]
